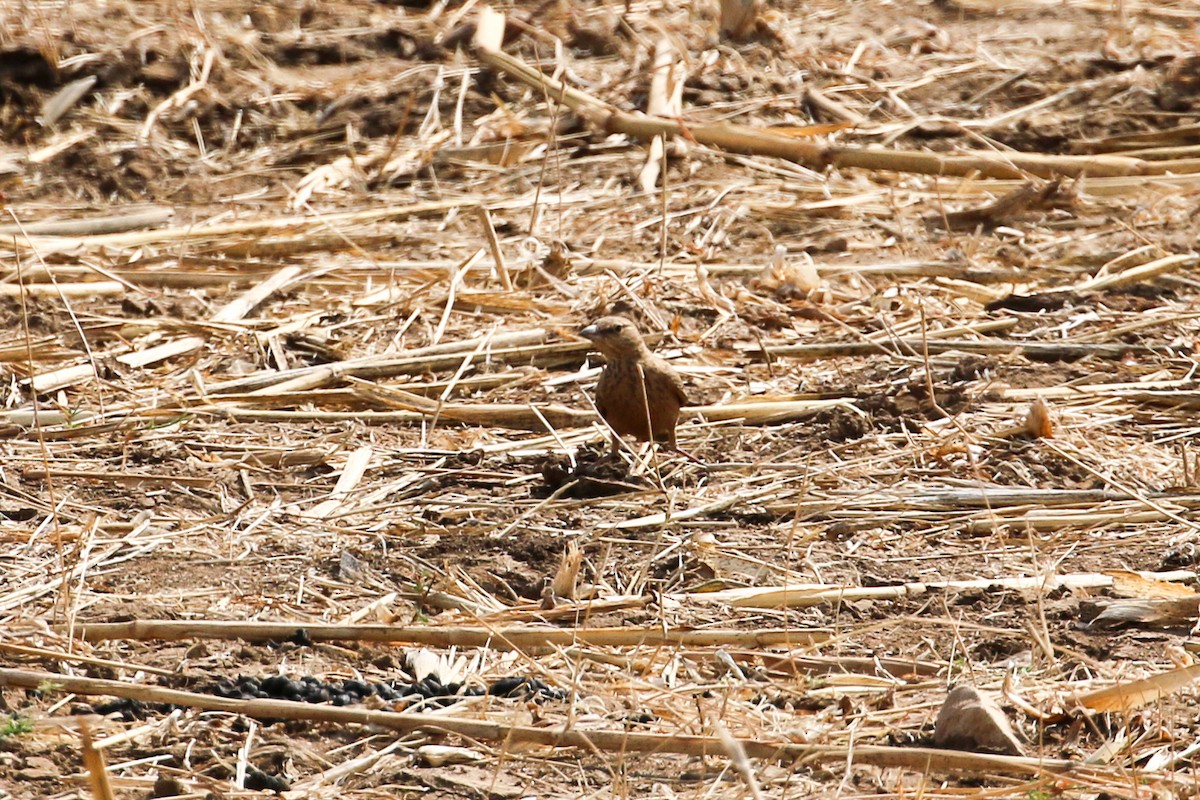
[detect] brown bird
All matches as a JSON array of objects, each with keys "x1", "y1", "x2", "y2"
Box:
[{"x1": 580, "y1": 316, "x2": 688, "y2": 453}]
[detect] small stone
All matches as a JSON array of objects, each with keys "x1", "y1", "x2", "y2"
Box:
[
  {"x1": 933, "y1": 685, "x2": 1024, "y2": 756},
  {"x1": 152, "y1": 774, "x2": 186, "y2": 797},
  {"x1": 417, "y1": 744, "x2": 485, "y2": 767},
  {"x1": 16, "y1": 755, "x2": 58, "y2": 780}
]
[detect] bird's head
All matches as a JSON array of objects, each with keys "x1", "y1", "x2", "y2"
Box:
[{"x1": 580, "y1": 316, "x2": 648, "y2": 359}]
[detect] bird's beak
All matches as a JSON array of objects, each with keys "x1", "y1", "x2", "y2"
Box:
[{"x1": 580, "y1": 324, "x2": 599, "y2": 340}]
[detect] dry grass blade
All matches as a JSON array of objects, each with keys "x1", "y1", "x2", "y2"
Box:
[
  {"x1": 693, "y1": 397, "x2": 858, "y2": 424},
  {"x1": 0, "y1": 206, "x2": 172, "y2": 236},
  {"x1": 680, "y1": 569, "x2": 1198, "y2": 609},
  {"x1": 747, "y1": 338, "x2": 1164, "y2": 361},
  {"x1": 638, "y1": 36, "x2": 684, "y2": 193},
  {"x1": 79, "y1": 721, "x2": 115, "y2": 800},
  {"x1": 1075, "y1": 664, "x2": 1200, "y2": 714},
  {"x1": 0, "y1": 281, "x2": 124, "y2": 297},
  {"x1": 6, "y1": 201, "x2": 466, "y2": 254},
  {"x1": 212, "y1": 329, "x2": 556, "y2": 395},
  {"x1": 351, "y1": 378, "x2": 594, "y2": 430},
  {"x1": 1074, "y1": 253, "x2": 1200, "y2": 292}
]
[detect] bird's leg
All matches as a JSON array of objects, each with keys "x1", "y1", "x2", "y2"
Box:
[{"x1": 667, "y1": 443, "x2": 708, "y2": 467}]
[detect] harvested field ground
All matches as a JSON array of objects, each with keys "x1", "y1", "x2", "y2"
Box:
[{"x1": 3, "y1": 0, "x2": 1200, "y2": 797}]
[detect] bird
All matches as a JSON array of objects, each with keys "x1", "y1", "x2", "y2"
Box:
[{"x1": 579, "y1": 316, "x2": 688, "y2": 454}]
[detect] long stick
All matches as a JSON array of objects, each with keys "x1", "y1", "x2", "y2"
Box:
[
  {"x1": 62, "y1": 620, "x2": 829, "y2": 648},
  {"x1": 473, "y1": 34, "x2": 1161, "y2": 180},
  {"x1": 0, "y1": 667, "x2": 1081, "y2": 779}
]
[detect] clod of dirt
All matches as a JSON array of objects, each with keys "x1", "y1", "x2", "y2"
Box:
[
  {"x1": 244, "y1": 768, "x2": 290, "y2": 792},
  {"x1": 152, "y1": 775, "x2": 186, "y2": 798},
  {"x1": 537, "y1": 445, "x2": 652, "y2": 498},
  {"x1": 203, "y1": 671, "x2": 564, "y2": 712},
  {"x1": 824, "y1": 521, "x2": 857, "y2": 541},
  {"x1": 88, "y1": 697, "x2": 172, "y2": 721},
  {"x1": 336, "y1": 550, "x2": 364, "y2": 582},
  {"x1": 489, "y1": 676, "x2": 567, "y2": 700},
  {"x1": 1159, "y1": 55, "x2": 1200, "y2": 111},
  {"x1": 15, "y1": 756, "x2": 59, "y2": 782},
  {"x1": 1104, "y1": 283, "x2": 1179, "y2": 308},
  {"x1": 954, "y1": 588, "x2": 987, "y2": 607},
  {"x1": 933, "y1": 685, "x2": 1024, "y2": 756},
  {"x1": 1160, "y1": 543, "x2": 1200, "y2": 570},
  {"x1": 855, "y1": 393, "x2": 916, "y2": 432},
  {"x1": 948, "y1": 355, "x2": 998, "y2": 383},
  {"x1": 985, "y1": 292, "x2": 1075, "y2": 313},
  {"x1": 567, "y1": 16, "x2": 627, "y2": 58},
  {"x1": 971, "y1": 636, "x2": 1030, "y2": 663},
  {"x1": 899, "y1": 378, "x2": 970, "y2": 418},
  {"x1": 121, "y1": 295, "x2": 162, "y2": 317},
  {"x1": 0, "y1": 48, "x2": 57, "y2": 90},
  {"x1": 813, "y1": 407, "x2": 869, "y2": 442}
]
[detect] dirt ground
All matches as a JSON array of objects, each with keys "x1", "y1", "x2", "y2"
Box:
[{"x1": 3, "y1": 0, "x2": 1200, "y2": 797}]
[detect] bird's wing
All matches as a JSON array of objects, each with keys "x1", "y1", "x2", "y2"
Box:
[
  {"x1": 649, "y1": 357, "x2": 688, "y2": 406},
  {"x1": 668, "y1": 369, "x2": 689, "y2": 407}
]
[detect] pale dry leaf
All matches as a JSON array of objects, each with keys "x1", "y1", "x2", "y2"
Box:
[
  {"x1": 1086, "y1": 597, "x2": 1200, "y2": 630},
  {"x1": 757, "y1": 245, "x2": 819, "y2": 295},
  {"x1": 551, "y1": 540, "x2": 583, "y2": 600},
  {"x1": 41, "y1": 75, "x2": 97, "y2": 127},
  {"x1": 696, "y1": 264, "x2": 736, "y2": 315},
  {"x1": 469, "y1": 107, "x2": 532, "y2": 145},
  {"x1": 381, "y1": 131, "x2": 452, "y2": 184},
  {"x1": 1024, "y1": 398, "x2": 1054, "y2": 438},
  {"x1": 1107, "y1": 569, "x2": 1198, "y2": 600},
  {"x1": 473, "y1": 6, "x2": 507, "y2": 52},
  {"x1": 291, "y1": 155, "x2": 363, "y2": 210},
  {"x1": 1075, "y1": 663, "x2": 1200, "y2": 713},
  {"x1": 418, "y1": 745, "x2": 485, "y2": 767}
]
